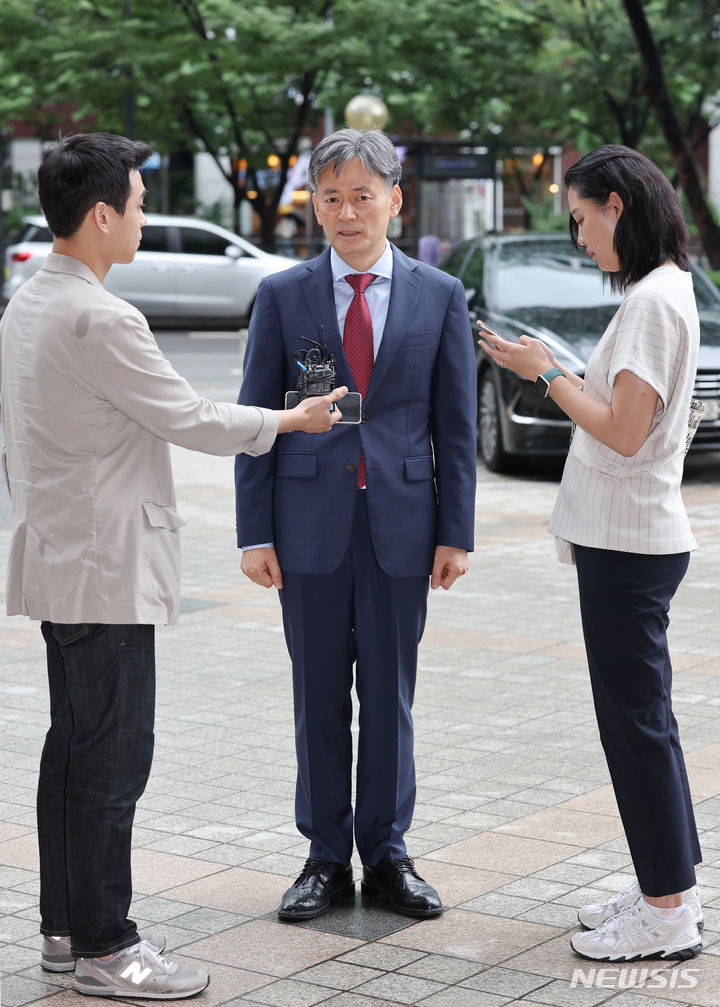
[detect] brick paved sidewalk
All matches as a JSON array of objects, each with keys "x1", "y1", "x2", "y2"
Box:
[{"x1": 1, "y1": 347, "x2": 719, "y2": 1005}]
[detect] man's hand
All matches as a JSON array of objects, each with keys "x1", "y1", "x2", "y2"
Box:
[
  {"x1": 276, "y1": 386, "x2": 349, "y2": 434},
  {"x1": 241, "y1": 546, "x2": 283, "y2": 589},
  {"x1": 431, "y1": 546, "x2": 469, "y2": 591}
]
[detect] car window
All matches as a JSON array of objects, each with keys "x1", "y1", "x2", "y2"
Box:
[
  {"x1": 178, "y1": 226, "x2": 236, "y2": 256},
  {"x1": 139, "y1": 225, "x2": 169, "y2": 252},
  {"x1": 495, "y1": 241, "x2": 622, "y2": 310},
  {"x1": 691, "y1": 267, "x2": 720, "y2": 310},
  {"x1": 12, "y1": 224, "x2": 52, "y2": 243},
  {"x1": 462, "y1": 247, "x2": 484, "y2": 297},
  {"x1": 441, "y1": 244, "x2": 471, "y2": 278}
]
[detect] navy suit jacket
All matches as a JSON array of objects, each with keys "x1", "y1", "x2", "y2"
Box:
[{"x1": 235, "y1": 244, "x2": 477, "y2": 577}]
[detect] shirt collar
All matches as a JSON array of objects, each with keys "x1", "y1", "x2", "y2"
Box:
[{"x1": 330, "y1": 241, "x2": 393, "y2": 283}]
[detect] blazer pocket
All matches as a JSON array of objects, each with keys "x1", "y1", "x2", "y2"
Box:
[
  {"x1": 276, "y1": 453, "x2": 318, "y2": 478},
  {"x1": 142, "y1": 501, "x2": 186, "y2": 530},
  {"x1": 402, "y1": 329, "x2": 437, "y2": 347},
  {"x1": 404, "y1": 455, "x2": 435, "y2": 481}
]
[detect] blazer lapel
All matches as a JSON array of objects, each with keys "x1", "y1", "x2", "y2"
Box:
[
  {"x1": 365, "y1": 246, "x2": 422, "y2": 405},
  {"x1": 299, "y1": 250, "x2": 354, "y2": 390}
]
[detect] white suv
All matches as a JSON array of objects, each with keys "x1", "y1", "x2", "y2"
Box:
[{"x1": 3, "y1": 214, "x2": 296, "y2": 327}]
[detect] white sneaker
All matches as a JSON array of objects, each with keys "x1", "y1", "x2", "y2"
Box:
[
  {"x1": 571, "y1": 901, "x2": 702, "y2": 962},
  {"x1": 41, "y1": 931, "x2": 166, "y2": 973},
  {"x1": 74, "y1": 939, "x2": 209, "y2": 999},
  {"x1": 578, "y1": 880, "x2": 704, "y2": 931}
]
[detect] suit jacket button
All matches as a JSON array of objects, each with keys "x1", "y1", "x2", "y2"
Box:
[
  {"x1": 347, "y1": 463, "x2": 357, "y2": 473},
  {"x1": 361, "y1": 412, "x2": 368, "y2": 422}
]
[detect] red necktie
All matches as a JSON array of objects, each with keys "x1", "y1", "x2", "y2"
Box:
[{"x1": 343, "y1": 273, "x2": 375, "y2": 488}]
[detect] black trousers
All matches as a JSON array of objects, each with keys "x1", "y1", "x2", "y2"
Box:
[
  {"x1": 38, "y1": 623, "x2": 155, "y2": 956},
  {"x1": 573, "y1": 545, "x2": 701, "y2": 897}
]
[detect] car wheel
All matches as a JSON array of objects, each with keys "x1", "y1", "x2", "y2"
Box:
[{"x1": 478, "y1": 369, "x2": 510, "y2": 472}]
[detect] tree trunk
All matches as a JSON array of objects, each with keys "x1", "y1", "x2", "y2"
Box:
[{"x1": 623, "y1": 0, "x2": 720, "y2": 267}]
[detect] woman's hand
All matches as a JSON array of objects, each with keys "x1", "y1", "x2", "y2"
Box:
[{"x1": 477, "y1": 322, "x2": 555, "y2": 380}]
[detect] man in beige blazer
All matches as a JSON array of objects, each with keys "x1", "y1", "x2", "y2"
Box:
[{"x1": 0, "y1": 132, "x2": 345, "y2": 1000}]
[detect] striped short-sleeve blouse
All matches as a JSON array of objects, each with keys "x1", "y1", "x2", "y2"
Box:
[{"x1": 547, "y1": 265, "x2": 699, "y2": 563}]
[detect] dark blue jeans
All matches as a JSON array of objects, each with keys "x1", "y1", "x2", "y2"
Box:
[
  {"x1": 574, "y1": 546, "x2": 701, "y2": 897},
  {"x1": 37, "y1": 622, "x2": 155, "y2": 957}
]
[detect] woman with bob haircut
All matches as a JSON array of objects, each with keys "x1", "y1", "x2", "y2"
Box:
[{"x1": 478, "y1": 144, "x2": 703, "y2": 962}]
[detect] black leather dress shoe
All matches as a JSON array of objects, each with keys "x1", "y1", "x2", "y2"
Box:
[
  {"x1": 362, "y1": 857, "x2": 445, "y2": 918},
  {"x1": 278, "y1": 859, "x2": 354, "y2": 921}
]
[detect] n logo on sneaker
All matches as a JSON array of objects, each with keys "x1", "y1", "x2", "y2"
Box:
[{"x1": 120, "y1": 961, "x2": 153, "y2": 985}]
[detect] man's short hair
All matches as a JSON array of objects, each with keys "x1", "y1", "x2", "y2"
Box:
[
  {"x1": 38, "y1": 132, "x2": 153, "y2": 239},
  {"x1": 308, "y1": 129, "x2": 401, "y2": 193}
]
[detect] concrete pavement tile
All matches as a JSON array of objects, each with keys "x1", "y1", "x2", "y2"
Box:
[
  {"x1": 411, "y1": 859, "x2": 514, "y2": 907},
  {"x1": 242, "y1": 852, "x2": 310, "y2": 876},
  {"x1": 156, "y1": 956, "x2": 275, "y2": 1005},
  {"x1": 0, "y1": 833, "x2": 38, "y2": 870},
  {"x1": 501, "y1": 931, "x2": 588, "y2": 981},
  {"x1": 398, "y1": 953, "x2": 486, "y2": 983},
  {"x1": 0, "y1": 974, "x2": 61, "y2": 1007},
  {"x1": 460, "y1": 964, "x2": 550, "y2": 998},
  {"x1": 182, "y1": 919, "x2": 361, "y2": 975},
  {"x1": 0, "y1": 889, "x2": 36, "y2": 913},
  {"x1": 517, "y1": 902, "x2": 584, "y2": 928},
  {"x1": 424, "y1": 830, "x2": 584, "y2": 874},
  {"x1": 402, "y1": 988, "x2": 508, "y2": 1006},
  {"x1": 288, "y1": 896, "x2": 415, "y2": 942},
  {"x1": 243, "y1": 977, "x2": 337, "y2": 1006},
  {"x1": 337, "y1": 944, "x2": 426, "y2": 969},
  {"x1": 293, "y1": 960, "x2": 384, "y2": 990},
  {"x1": 0, "y1": 865, "x2": 36, "y2": 887},
  {"x1": 578, "y1": 996, "x2": 697, "y2": 1007},
  {"x1": 526, "y1": 977, "x2": 617, "y2": 1006},
  {"x1": 686, "y1": 744, "x2": 720, "y2": 770},
  {"x1": 298, "y1": 995, "x2": 403, "y2": 1007},
  {"x1": 131, "y1": 848, "x2": 228, "y2": 894},
  {"x1": 493, "y1": 805, "x2": 623, "y2": 847},
  {"x1": 493, "y1": 877, "x2": 574, "y2": 901},
  {"x1": 140, "y1": 833, "x2": 223, "y2": 856},
  {"x1": 459, "y1": 891, "x2": 542, "y2": 918},
  {"x1": 566, "y1": 850, "x2": 634, "y2": 872},
  {"x1": 0, "y1": 942, "x2": 39, "y2": 972},
  {"x1": 531, "y1": 862, "x2": 610, "y2": 887},
  {"x1": 190, "y1": 844, "x2": 284, "y2": 867},
  {"x1": 687, "y1": 766, "x2": 720, "y2": 799},
  {"x1": 379, "y1": 909, "x2": 561, "y2": 965},
  {"x1": 0, "y1": 822, "x2": 33, "y2": 843},
  {"x1": 130, "y1": 894, "x2": 208, "y2": 922},
  {"x1": 353, "y1": 972, "x2": 446, "y2": 1003},
  {"x1": 0, "y1": 914, "x2": 40, "y2": 941},
  {"x1": 431, "y1": 810, "x2": 509, "y2": 832},
  {"x1": 163, "y1": 865, "x2": 290, "y2": 916},
  {"x1": 560, "y1": 785, "x2": 620, "y2": 816}
]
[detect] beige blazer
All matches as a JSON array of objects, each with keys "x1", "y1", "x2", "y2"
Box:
[{"x1": 0, "y1": 253, "x2": 277, "y2": 625}]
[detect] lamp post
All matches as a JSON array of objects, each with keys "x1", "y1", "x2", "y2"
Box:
[{"x1": 344, "y1": 95, "x2": 388, "y2": 131}]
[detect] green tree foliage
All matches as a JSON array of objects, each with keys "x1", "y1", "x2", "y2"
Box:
[{"x1": 0, "y1": 0, "x2": 718, "y2": 251}]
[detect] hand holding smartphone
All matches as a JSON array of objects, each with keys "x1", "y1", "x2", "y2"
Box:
[{"x1": 477, "y1": 320, "x2": 505, "y2": 348}]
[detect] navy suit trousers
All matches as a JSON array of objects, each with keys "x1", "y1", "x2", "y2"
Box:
[
  {"x1": 279, "y1": 491, "x2": 429, "y2": 866},
  {"x1": 574, "y1": 545, "x2": 701, "y2": 897}
]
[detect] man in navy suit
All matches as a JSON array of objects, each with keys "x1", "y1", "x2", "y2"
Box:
[{"x1": 235, "y1": 129, "x2": 476, "y2": 921}]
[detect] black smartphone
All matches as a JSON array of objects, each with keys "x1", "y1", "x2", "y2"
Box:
[{"x1": 284, "y1": 390, "x2": 362, "y2": 424}]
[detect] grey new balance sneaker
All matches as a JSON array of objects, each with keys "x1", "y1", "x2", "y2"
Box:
[
  {"x1": 41, "y1": 932, "x2": 166, "y2": 973},
  {"x1": 74, "y1": 939, "x2": 209, "y2": 999}
]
